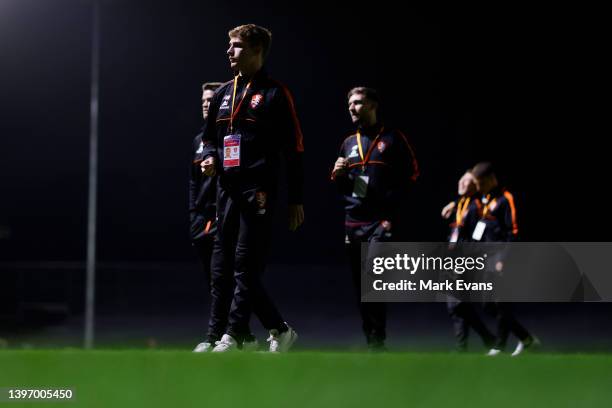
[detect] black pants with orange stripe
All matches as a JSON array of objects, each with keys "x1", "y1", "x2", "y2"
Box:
[
  {"x1": 346, "y1": 220, "x2": 389, "y2": 345},
  {"x1": 210, "y1": 182, "x2": 286, "y2": 343}
]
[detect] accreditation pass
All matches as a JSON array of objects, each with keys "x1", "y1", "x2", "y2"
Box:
[{"x1": 223, "y1": 134, "x2": 241, "y2": 168}]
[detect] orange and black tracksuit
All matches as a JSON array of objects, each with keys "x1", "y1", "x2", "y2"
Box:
[
  {"x1": 476, "y1": 187, "x2": 532, "y2": 350},
  {"x1": 446, "y1": 194, "x2": 495, "y2": 351},
  {"x1": 448, "y1": 195, "x2": 481, "y2": 243},
  {"x1": 332, "y1": 123, "x2": 418, "y2": 224},
  {"x1": 201, "y1": 69, "x2": 304, "y2": 343},
  {"x1": 476, "y1": 188, "x2": 519, "y2": 243},
  {"x1": 332, "y1": 123, "x2": 418, "y2": 347}
]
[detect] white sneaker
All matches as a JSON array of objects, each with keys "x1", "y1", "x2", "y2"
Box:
[
  {"x1": 193, "y1": 341, "x2": 213, "y2": 353},
  {"x1": 267, "y1": 324, "x2": 298, "y2": 353},
  {"x1": 511, "y1": 341, "x2": 525, "y2": 357},
  {"x1": 511, "y1": 336, "x2": 541, "y2": 357},
  {"x1": 487, "y1": 348, "x2": 502, "y2": 356},
  {"x1": 212, "y1": 334, "x2": 238, "y2": 352},
  {"x1": 242, "y1": 338, "x2": 259, "y2": 352}
]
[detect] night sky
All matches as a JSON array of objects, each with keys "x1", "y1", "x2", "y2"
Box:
[{"x1": 0, "y1": 0, "x2": 605, "y2": 265}]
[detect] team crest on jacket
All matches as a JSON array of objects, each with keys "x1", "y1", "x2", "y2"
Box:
[
  {"x1": 250, "y1": 94, "x2": 263, "y2": 109},
  {"x1": 377, "y1": 141, "x2": 387, "y2": 153}
]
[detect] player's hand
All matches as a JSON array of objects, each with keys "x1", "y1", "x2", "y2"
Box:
[
  {"x1": 288, "y1": 204, "x2": 304, "y2": 231},
  {"x1": 333, "y1": 157, "x2": 348, "y2": 177},
  {"x1": 441, "y1": 201, "x2": 456, "y2": 219},
  {"x1": 201, "y1": 156, "x2": 216, "y2": 177},
  {"x1": 495, "y1": 261, "x2": 504, "y2": 273}
]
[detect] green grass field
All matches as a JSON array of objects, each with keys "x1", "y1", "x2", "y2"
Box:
[{"x1": 1, "y1": 350, "x2": 611, "y2": 407}]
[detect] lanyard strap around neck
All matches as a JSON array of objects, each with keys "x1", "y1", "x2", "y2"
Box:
[
  {"x1": 356, "y1": 126, "x2": 384, "y2": 170},
  {"x1": 456, "y1": 196, "x2": 471, "y2": 226},
  {"x1": 229, "y1": 75, "x2": 252, "y2": 133},
  {"x1": 482, "y1": 194, "x2": 497, "y2": 217}
]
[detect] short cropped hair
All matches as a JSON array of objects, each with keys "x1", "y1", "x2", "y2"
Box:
[
  {"x1": 471, "y1": 162, "x2": 495, "y2": 179},
  {"x1": 228, "y1": 24, "x2": 272, "y2": 59},
  {"x1": 202, "y1": 82, "x2": 222, "y2": 92},
  {"x1": 347, "y1": 87, "x2": 379, "y2": 104}
]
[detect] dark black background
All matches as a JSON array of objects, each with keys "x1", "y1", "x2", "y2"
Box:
[{"x1": 0, "y1": 0, "x2": 608, "y2": 347}]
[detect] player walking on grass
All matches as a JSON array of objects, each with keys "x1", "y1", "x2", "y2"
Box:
[
  {"x1": 200, "y1": 24, "x2": 304, "y2": 352},
  {"x1": 469, "y1": 162, "x2": 540, "y2": 356},
  {"x1": 192, "y1": 82, "x2": 258, "y2": 353},
  {"x1": 441, "y1": 170, "x2": 495, "y2": 352},
  {"x1": 332, "y1": 87, "x2": 418, "y2": 351}
]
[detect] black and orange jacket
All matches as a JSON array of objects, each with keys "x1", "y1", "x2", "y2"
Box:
[
  {"x1": 478, "y1": 187, "x2": 519, "y2": 242},
  {"x1": 201, "y1": 70, "x2": 304, "y2": 204},
  {"x1": 448, "y1": 195, "x2": 482, "y2": 242},
  {"x1": 189, "y1": 131, "x2": 217, "y2": 241},
  {"x1": 332, "y1": 123, "x2": 418, "y2": 223}
]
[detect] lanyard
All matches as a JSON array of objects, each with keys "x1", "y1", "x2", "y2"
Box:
[
  {"x1": 455, "y1": 196, "x2": 471, "y2": 226},
  {"x1": 356, "y1": 126, "x2": 384, "y2": 171},
  {"x1": 482, "y1": 194, "x2": 497, "y2": 217},
  {"x1": 229, "y1": 75, "x2": 252, "y2": 133}
]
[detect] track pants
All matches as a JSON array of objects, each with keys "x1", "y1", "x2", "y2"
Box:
[
  {"x1": 346, "y1": 220, "x2": 388, "y2": 345},
  {"x1": 193, "y1": 236, "x2": 214, "y2": 288},
  {"x1": 193, "y1": 235, "x2": 231, "y2": 343},
  {"x1": 483, "y1": 302, "x2": 531, "y2": 350},
  {"x1": 447, "y1": 297, "x2": 495, "y2": 351},
  {"x1": 209, "y1": 184, "x2": 285, "y2": 343}
]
